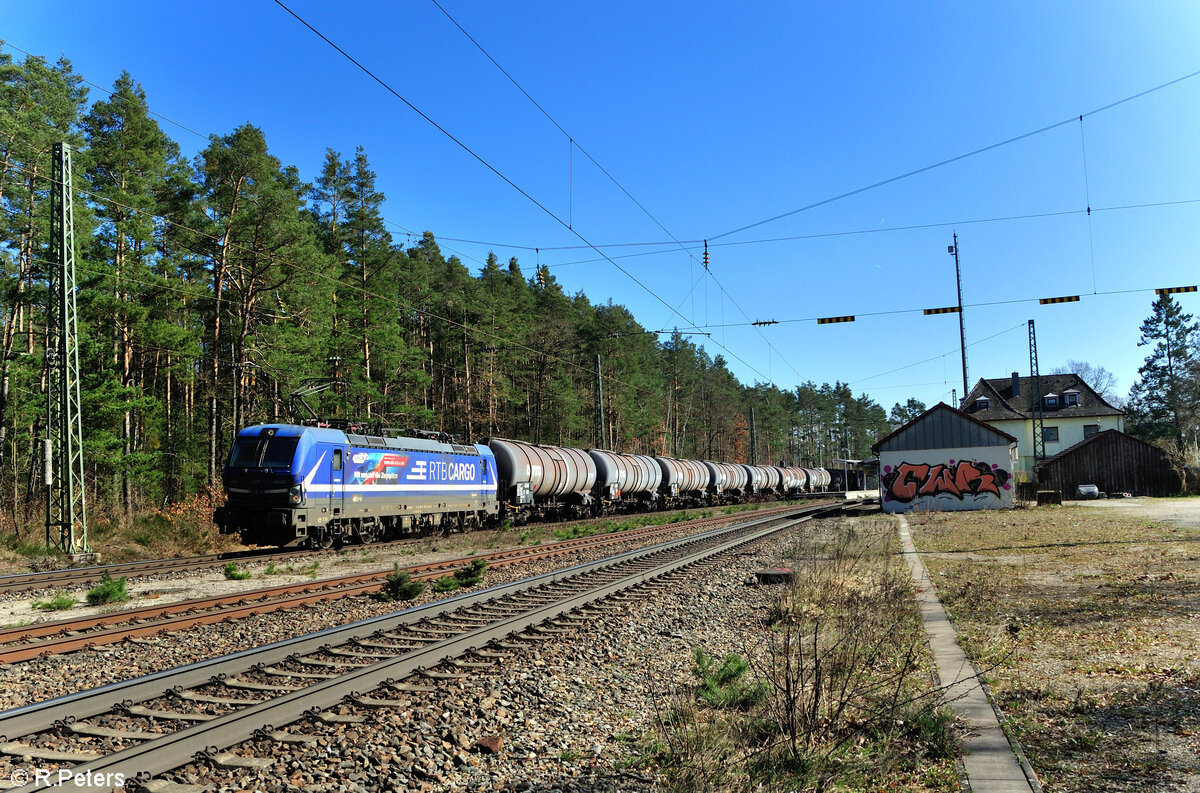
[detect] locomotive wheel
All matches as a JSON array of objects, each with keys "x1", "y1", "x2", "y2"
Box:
[
  {"x1": 309, "y1": 527, "x2": 336, "y2": 550},
  {"x1": 357, "y1": 518, "x2": 382, "y2": 544}
]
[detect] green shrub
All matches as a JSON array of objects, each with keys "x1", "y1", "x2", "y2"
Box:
[
  {"x1": 32, "y1": 590, "x2": 77, "y2": 611},
  {"x1": 263, "y1": 562, "x2": 280, "y2": 575},
  {"x1": 432, "y1": 575, "x2": 461, "y2": 592},
  {"x1": 223, "y1": 562, "x2": 251, "y2": 580},
  {"x1": 373, "y1": 565, "x2": 426, "y2": 602},
  {"x1": 86, "y1": 572, "x2": 129, "y2": 606},
  {"x1": 453, "y1": 558, "x2": 489, "y2": 587},
  {"x1": 692, "y1": 648, "x2": 766, "y2": 709}
]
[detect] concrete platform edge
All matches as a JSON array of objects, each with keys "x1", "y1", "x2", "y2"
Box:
[{"x1": 897, "y1": 515, "x2": 1042, "y2": 793}]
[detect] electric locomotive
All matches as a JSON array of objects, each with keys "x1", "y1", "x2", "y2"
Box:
[{"x1": 214, "y1": 421, "x2": 498, "y2": 547}]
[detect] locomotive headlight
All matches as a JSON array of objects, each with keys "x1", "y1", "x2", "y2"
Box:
[{"x1": 289, "y1": 485, "x2": 303, "y2": 505}]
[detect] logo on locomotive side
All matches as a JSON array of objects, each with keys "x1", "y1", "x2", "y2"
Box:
[{"x1": 407, "y1": 460, "x2": 428, "y2": 481}]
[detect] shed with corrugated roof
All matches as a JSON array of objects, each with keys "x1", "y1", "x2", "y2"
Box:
[{"x1": 871, "y1": 402, "x2": 1017, "y2": 514}]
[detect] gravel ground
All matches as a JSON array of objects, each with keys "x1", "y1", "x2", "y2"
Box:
[
  {"x1": 1073, "y1": 495, "x2": 1200, "y2": 528},
  {"x1": 158, "y1": 520, "x2": 818, "y2": 792},
  {"x1": 0, "y1": 513, "x2": 785, "y2": 710}
]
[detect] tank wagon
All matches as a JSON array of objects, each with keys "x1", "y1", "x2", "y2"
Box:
[
  {"x1": 803, "y1": 467, "x2": 831, "y2": 492},
  {"x1": 487, "y1": 438, "x2": 597, "y2": 522},
  {"x1": 215, "y1": 423, "x2": 498, "y2": 547},
  {"x1": 655, "y1": 456, "x2": 711, "y2": 506},
  {"x1": 703, "y1": 461, "x2": 748, "y2": 501},
  {"x1": 590, "y1": 449, "x2": 662, "y2": 513}
]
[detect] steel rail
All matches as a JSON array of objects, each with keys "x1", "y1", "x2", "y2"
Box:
[
  {"x1": 0, "y1": 505, "x2": 832, "y2": 746},
  {"x1": 20, "y1": 506, "x2": 824, "y2": 791},
  {"x1": 0, "y1": 504, "x2": 813, "y2": 660}
]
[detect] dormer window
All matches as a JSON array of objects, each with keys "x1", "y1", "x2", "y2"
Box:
[
  {"x1": 1063, "y1": 390, "x2": 1080, "y2": 407},
  {"x1": 975, "y1": 398, "x2": 990, "y2": 411},
  {"x1": 1043, "y1": 393, "x2": 1059, "y2": 409}
]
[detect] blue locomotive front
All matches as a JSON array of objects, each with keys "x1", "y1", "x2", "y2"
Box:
[{"x1": 214, "y1": 424, "x2": 499, "y2": 547}]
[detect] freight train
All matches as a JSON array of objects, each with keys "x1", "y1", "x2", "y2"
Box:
[{"x1": 214, "y1": 420, "x2": 830, "y2": 548}]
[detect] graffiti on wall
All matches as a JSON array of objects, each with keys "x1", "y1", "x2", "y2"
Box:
[{"x1": 882, "y1": 460, "x2": 1010, "y2": 504}]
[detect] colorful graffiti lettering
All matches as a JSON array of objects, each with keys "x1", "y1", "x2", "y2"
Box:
[{"x1": 882, "y1": 460, "x2": 1009, "y2": 503}]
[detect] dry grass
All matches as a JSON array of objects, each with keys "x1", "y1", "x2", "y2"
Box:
[
  {"x1": 648, "y1": 518, "x2": 960, "y2": 793},
  {"x1": 909, "y1": 504, "x2": 1200, "y2": 792}
]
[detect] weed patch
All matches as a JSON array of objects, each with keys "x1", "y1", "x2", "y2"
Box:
[
  {"x1": 223, "y1": 562, "x2": 251, "y2": 580},
  {"x1": 86, "y1": 572, "x2": 129, "y2": 606},
  {"x1": 32, "y1": 590, "x2": 77, "y2": 611}
]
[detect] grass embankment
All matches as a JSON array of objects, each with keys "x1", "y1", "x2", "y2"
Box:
[
  {"x1": 0, "y1": 492, "x2": 239, "y2": 571},
  {"x1": 641, "y1": 517, "x2": 958, "y2": 792},
  {"x1": 910, "y1": 504, "x2": 1200, "y2": 792}
]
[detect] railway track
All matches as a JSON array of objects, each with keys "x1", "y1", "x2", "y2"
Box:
[
  {"x1": 0, "y1": 496, "x2": 843, "y2": 596},
  {"x1": 0, "y1": 503, "x2": 821, "y2": 663},
  {"x1": 0, "y1": 502, "x2": 844, "y2": 792}
]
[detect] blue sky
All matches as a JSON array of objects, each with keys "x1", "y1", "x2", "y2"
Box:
[{"x1": 7, "y1": 1, "x2": 1200, "y2": 411}]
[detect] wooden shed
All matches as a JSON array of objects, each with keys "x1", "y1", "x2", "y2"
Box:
[{"x1": 1035, "y1": 429, "x2": 1181, "y2": 498}]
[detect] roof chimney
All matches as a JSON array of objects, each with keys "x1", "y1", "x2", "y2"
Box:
[{"x1": 1011, "y1": 372, "x2": 1020, "y2": 398}]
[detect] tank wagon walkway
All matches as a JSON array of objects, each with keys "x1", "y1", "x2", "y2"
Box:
[{"x1": 897, "y1": 516, "x2": 1041, "y2": 793}]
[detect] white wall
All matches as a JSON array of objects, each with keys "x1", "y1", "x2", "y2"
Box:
[{"x1": 879, "y1": 445, "x2": 1015, "y2": 513}]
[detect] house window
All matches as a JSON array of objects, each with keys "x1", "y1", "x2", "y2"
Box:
[
  {"x1": 1083, "y1": 424, "x2": 1100, "y2": 438},
  {"x1": 1042, "y1": 426, "x2": 1059, "y2": 443},
  {"x1": 1044, "y1": 394, "x2": 1058, "y2": 408},
  {"x1": 975, "y1": 398, "x2": 990, "y2": 410},
  {"x1": 1064, "y1": 391, "x2": 1080, "y2": 407}
]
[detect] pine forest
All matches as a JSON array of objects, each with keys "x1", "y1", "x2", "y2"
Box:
[{"x1": 0, "y1": 54, "x2": 892, "y2": 536}]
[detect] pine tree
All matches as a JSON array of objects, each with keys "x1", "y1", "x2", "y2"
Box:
[
  {"x1": 0, "y1": 53, "x2": 89, "y2": 533},
  {"x1": 196, "y1": 125, "x2": 329, "y2": 480},
  {"x1": 81, "y1": 71, "x2": 188, "y2": 522},
  {"x1": 1127, "y1": 294, "x2": 1198, "y2": 442}
]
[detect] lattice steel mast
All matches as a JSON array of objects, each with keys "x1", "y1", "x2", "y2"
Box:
[
  {"x1": 45, "y1": 142, "x2": 89, "y2": 553},
  {"x1": 1028, "y1": 319, "x2": 1045, "y2": 462}
]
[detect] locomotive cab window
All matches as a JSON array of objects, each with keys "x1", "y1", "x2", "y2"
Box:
[
  {"x1": 228, "y1": 436, "x2": 299, "y2": 469},
  {"x1": 333, "y1": 449, "x2": 342, "y2": 471}
]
